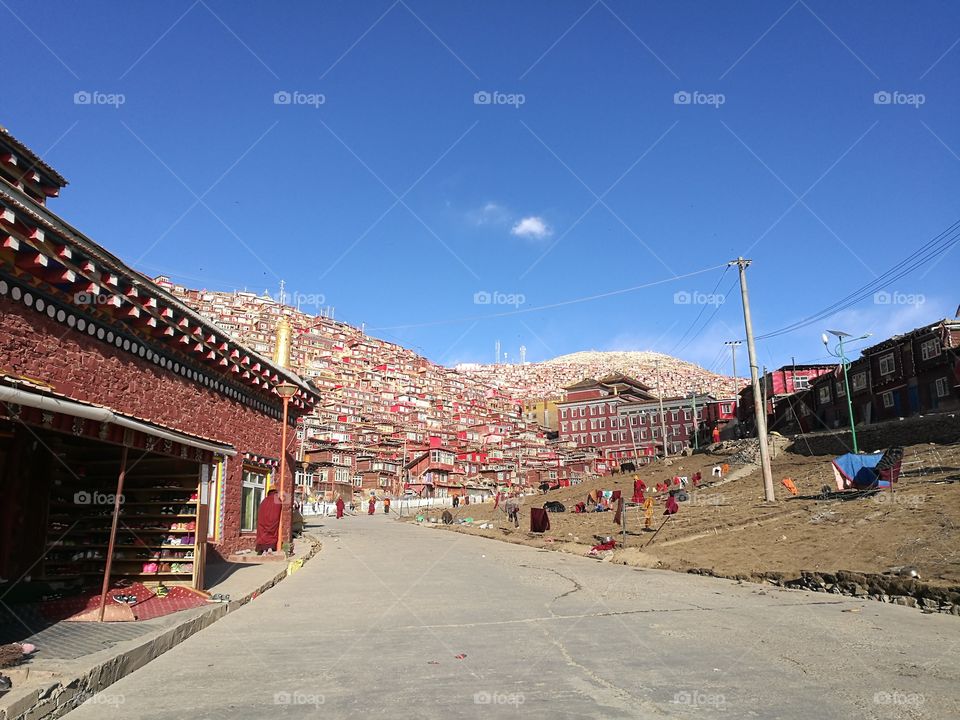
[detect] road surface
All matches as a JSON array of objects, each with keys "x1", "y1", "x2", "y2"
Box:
[{"x1": 69, "y1": 514, "x2": 959, "y2": 719}]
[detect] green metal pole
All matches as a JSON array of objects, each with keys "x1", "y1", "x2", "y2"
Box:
[{"x1": 838, "y1": 337, "x2": 859, "y2": 453}]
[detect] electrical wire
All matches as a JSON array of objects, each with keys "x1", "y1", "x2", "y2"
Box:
[
  {"x1": 754, "y1": 218, "x2": 960, "y2": 341},
  {"x1": 370, "y1": 262, "x2": 731, "y2": 331},
  {"x1": 673, "y1": 275, "x2": 740, "y2": 356},
  {"x1": 667, "y1": 265, "x2": 729, "y2": 355}
]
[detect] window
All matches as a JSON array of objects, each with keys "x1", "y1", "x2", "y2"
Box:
[
  {"x1": 560, "y1": 409, "x2": 567, "y2": 418},
  {"x1": 794, "y1": 375, "x2": 810, "y2": 390},
  {"x1": 721, "y1": 403, "x2": 732, "y2": 414},
  {"x1": 921, "y1": 338, "x2": 941, "y2": 361},
  {"x1": 882, "y1": 391, "x2": 894, "y2": 408},
  {"x1": 836, "y1": 382, "x2": 846, "y2": 398},
  {"x1": 683, "y1": 409, "x2": 691, "y2": 420},
  {"x1": 640, "y1": 428, "x2": 648, "y2": 439},
  {"x1": 879, "y1": 353, "x2": 896, "y2": 376},
  {"x1": 936, "y1": 377, "x2": 950, "y2": 398},
  {"x1": 851, "y1": 372, "x2": 867, "y2": 392},
  {"x1": 561, "y1": 422, "x2": 568, "y2": 433},
  {"x1": 671, "y1": 410, "x2": 679, "y2": 421},
  {"x1": 818, "y1": 386, "x2": 831, "y2": 404},
  {"x1": 590, "y1": 405, "x2": 597, "y2": 416},
  {"x1": 241, "y1": 468, "x2": 268, "y2": 532}
]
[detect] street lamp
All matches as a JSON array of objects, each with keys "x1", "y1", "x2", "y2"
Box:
[
  {"x1": 275, "y1": 381, "x2": 298, "y2": 554},
  {"x1": 822, "y1": 330, "x2": 871, "y2": 454}
]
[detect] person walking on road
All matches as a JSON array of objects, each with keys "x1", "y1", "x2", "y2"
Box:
[
  {"x1": 335, "y1": 495, "x2": 345, "y2": 519},
  {"x1": 383, "y1": 497, "x2": 391, "y2": 514},
  {"x1": 368, "y1": 497, "x2": 376, "y2": 515}
]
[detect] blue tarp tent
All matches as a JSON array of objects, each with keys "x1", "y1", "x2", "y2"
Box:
[{"x1": 831, "y1": 452, "x2": 888, "y2": 490}]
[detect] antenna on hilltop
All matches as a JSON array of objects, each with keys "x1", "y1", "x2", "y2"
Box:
[
  {"x1": 495, "y1": 339, "x2": 501, "y2": 365},
  {"x1": 520, "y1": 345, "x2": 526, "y2": 364}
]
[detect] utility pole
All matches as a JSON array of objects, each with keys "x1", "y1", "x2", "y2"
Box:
[
  {"x1": 724, "y1": 340, "x2": 742, "y2": 409},
  {"x1": 761, "y1": 365, "x2": 768, "y2": 430},
  {"x1": 656, "y1": 359, "x2": 668, "y2": 458},
  {"x1": 730, "y1": 258, "x2": 775, "y2": 502}
]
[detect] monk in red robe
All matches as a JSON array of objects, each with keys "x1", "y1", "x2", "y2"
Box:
[
  {"x1": 664, "y1": 493, "x2": 679, "y2": 515},
  {"x1": 368, "y1": 497, "x2": 376, "y2": 515},
  {"x1": 631, "y1": 477, "x2": 646, "y2": 503},
  {"x1": 256, "y1": 489, "x2": 282, "y2": 554},
  {"x1": 335, "y1": 496, "x2": 345, "y2": 519}
]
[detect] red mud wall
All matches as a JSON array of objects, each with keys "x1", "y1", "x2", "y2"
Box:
[{"x1": 0, "y1": 295, "x2": 295, "y2": 555}]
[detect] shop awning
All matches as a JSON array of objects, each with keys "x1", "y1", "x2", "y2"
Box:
[{"x1": 0, "y1": 381, "x2": 236, "y2": 457}]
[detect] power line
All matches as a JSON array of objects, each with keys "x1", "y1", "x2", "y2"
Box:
[
  {"x1": 673, "y1": 275, "x2": 739, "y2": 356},
  {"x1": 667, "y1": 265, "x2": 729, "y2": 355},
  {"x1": 370, "y1": 262, "x2": 730, "y2": 331},
  {"x1": 754, "y1": 218, "x2": 960, "y2": 341}
]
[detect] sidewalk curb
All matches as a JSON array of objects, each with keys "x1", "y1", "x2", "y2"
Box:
[{"x1": 0, "y1": 536, "x2": 321, "y2": 720}]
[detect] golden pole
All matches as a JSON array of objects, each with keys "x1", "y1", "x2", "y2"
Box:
[{"x1": 277, "y1": 395, "x2": 291, "y2": 555}]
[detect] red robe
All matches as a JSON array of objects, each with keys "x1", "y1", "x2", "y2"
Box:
[
  {"x1": 664, "y1": 495, "x2": 679, "y2": 515},
  {"x1": 256, "y1": 492, "x2": 282, "y2": 552},
  {"x1": 631, "y1": 478, "x2": 646, "y2": 503},
  {"x1": 368, "y1": 498, "x2": 376, "y2": 515},
  {"x1": 335, "y1": 498, "x2": 345, "y2": 519}
]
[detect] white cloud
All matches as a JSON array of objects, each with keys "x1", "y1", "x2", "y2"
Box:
[{"x1": 511, "y1": 215, "x2": 551, "y2": 240}]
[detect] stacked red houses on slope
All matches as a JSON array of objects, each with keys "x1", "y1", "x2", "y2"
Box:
[{"x1": 161, "y1": 283, "x2": 601, "y2": 498}]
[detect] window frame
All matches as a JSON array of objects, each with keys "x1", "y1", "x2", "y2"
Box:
[{"x1": 879, "y1": 353, "x2": 896, "y2": 376}]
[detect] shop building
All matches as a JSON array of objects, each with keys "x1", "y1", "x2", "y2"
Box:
[{"x1": 0, "y1": 127, "x2": 318, "y2": 595}]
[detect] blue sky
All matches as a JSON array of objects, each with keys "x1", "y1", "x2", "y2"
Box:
[{"x1": 5, "y1": 0, "x2": 959, "y2": 375}]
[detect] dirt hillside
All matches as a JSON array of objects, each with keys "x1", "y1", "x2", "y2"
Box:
[{"x1": 410, "y1": 439, "x2": 960, "y2": 591}]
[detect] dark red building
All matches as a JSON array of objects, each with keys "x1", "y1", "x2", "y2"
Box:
[
  {"x1": 556, "y1": 375, "x2": 658, "y2": 460},
  {"x1": 0, "y1": 127, "x2": 318, "y2": 593}
]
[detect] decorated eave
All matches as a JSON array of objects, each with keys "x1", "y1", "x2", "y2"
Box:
[
  {"x1": 0, "y1": 126, "x2": 68, "y2": 201},
  {"x1": 0, "y1": 181, "x2": 318, "y2": 413},
  {"x1": 242, "y1": 451, "x2": 280, "y2": 469}
]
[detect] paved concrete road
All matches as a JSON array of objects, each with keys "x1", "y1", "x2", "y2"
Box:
[{"x1": 69, "y1": 516, "x2": 958, "y2": 719}]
